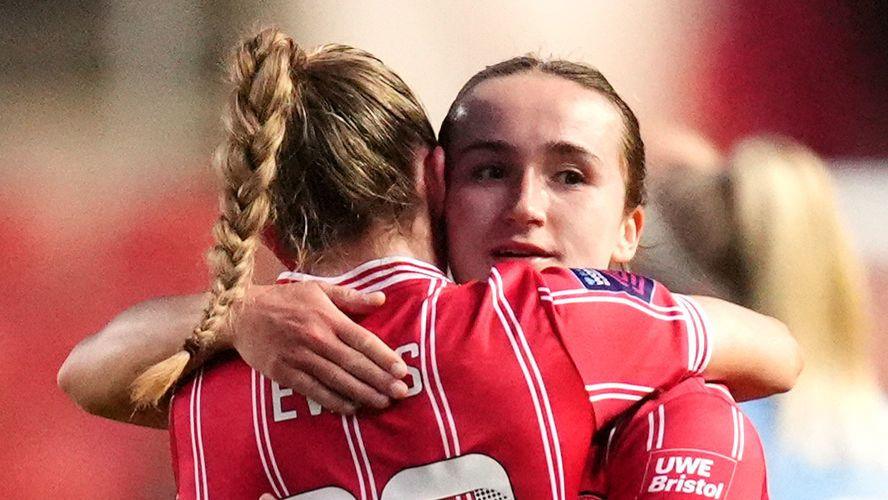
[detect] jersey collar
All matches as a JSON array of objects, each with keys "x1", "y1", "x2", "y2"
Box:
[{"x1": 276, "y1": 256, "x2": 451, "y2": 292}]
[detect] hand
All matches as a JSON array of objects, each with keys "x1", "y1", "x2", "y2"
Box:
[{"x1": 229, "y1": 281, "x2": 409, "y2": 414}]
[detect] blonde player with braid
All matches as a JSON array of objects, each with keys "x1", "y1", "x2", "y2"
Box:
[
  {"x1": 62, "y1": 28, "x2": 800, "y2": 498},
  {"x1": 131, "y1": 32, "x2": 303, "y2": 407}
]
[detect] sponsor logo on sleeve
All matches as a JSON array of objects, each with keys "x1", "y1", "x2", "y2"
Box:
[
  {"x1": 641, "y1": 449, "x2": 736, "y2": 499},
  {"x1": 570, "y1": 269, "x2": 654, "y2": 303}
]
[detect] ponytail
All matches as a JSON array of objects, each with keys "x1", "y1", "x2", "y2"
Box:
[{"x1": 131, "y1": 28, "x2": 298, "y2": 407}]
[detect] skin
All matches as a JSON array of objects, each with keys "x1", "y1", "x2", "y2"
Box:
[
  {"x1": 58, "y1": 72, "x2": 801, "y2": 428},
  {"x1": 445, "y1": 72, "x2": 643, "y2": 281}
]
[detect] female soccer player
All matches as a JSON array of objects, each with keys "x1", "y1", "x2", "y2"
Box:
[{"x1": 59, "y1": 29, "x2": 797, "y2": 498}]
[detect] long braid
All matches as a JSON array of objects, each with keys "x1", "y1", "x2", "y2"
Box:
[{"x1": 131, "y1": 28, "x2": 297, "y2": 408}]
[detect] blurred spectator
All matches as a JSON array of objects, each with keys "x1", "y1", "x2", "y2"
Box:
[
  {"x1": 633, "y1": 127, "x2": 734, "y2": 299},
  {"x1": 639, "y1": 135, "x2": 888, "y2": 497}
]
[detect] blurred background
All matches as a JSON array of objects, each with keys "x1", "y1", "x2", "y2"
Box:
[{"x1": 2, "y1": 1, "x2": 886, "y2": 497}]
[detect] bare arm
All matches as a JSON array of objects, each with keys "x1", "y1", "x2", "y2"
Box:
[
  {"x1": 694, "y1": 295, "x2": 803, "y2": 401},
  {"x1": 58, "y1": 282, "x2": 408, "y2": 429},
  {"x1": 57, "y1": 294, "x2": 205, "y2": 428}
]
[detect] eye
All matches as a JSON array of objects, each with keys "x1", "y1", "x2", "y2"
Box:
[
  {"x1": 555, "y1": 169, "x2": 586, "y2": 185},
  {"x1": 472, "y1": 164, "x2": 507, "y2": 181}
]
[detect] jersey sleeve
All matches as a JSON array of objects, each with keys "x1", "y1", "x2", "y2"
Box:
[
  {"x1": 536, "y1": 266, "x2": 713, "y2": 429},
  {"x1": 602, "y1": 378, "x2": 768, "y2": 499}
]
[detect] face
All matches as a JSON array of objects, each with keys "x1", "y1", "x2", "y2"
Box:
[{"x1": 444, "y1": 72, "x2": 643, "y2": 283}]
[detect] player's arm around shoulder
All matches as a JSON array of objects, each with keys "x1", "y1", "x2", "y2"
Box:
[
  {"x1": 57, "y1": 281, "x2": 409, "y2": 428},
  {"x1": 57, "y1": 294, "x2": 209, "y2": 428},
  {"x1": 690, "y1": 295, "x2": 803, "y2": 401}
]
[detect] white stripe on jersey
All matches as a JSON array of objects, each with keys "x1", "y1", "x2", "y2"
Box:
[
  {"x1": 429, "y1": 281, "x2": 461, "y2": 455},
  {"x1": 588, "y1": 393, "x2": 645, "y2": 403},
  {"x1": 684, "y1": 296, "x2": 714, "y2": 372},
  {"x1": 730, "y1": 406, "x2": 745, "y2": 461},
  {"x1": 538, "y1": 287, "x2": 710, "y2": 376},
  {"x1": 656, "y1": 404, "x2": 666, "y2": 449},
  {"x1": 259, "y1": 374, "x2": 290, "y2": 497},
  {"x1": 352, "y1": 417, "x2": 379, "y2": 500},
  {"x1": 605, "y1": 426, "x2": 617, "y2": 465},
  {"x1": 490, "y1": 269, "x2": 564, "y2": 500},
  {"x1": 646, "y1": 411, "x2": 655, "y2": 451},
  {"x1": 196, "y1": 370, "x2": 209, "y2": 500},
  {"x1": 251, "y1": 369, "x2": 282, "y2": 498},
  {"x1": 731, "y1": 406, "x2": 739, "y2": 459},
  {"x1": 341, "y1": 415, "x2": 367, "y2": 500},
  {"x1": 705, "y1": 383, "x2": 735, "y2": 402},
  {"x1": 537, "y1": 287, "x2": 685, "y2": 314},
  {"x1": 677, "y1": 295, "x2": 706, "y2": 373},
  {"x1": 277, "y1": 257, "x2": 448, "y2": 288},
  {"x1": 189, "y1": 371, "x2": 203, "y2": 500},
  {"x1": 419, "y1": 279, "x2": 452, "y2": 457},
  {"x1": 586, "y1": 382, "x2": 655, "y2": 392},
  {"x1": 586, "y1": 383, "x2": 654, "y2": 403},
  {"x1": 361, "y1": 271, "x2": 445, "y2": 293},
  {"x1": 674, "y1": 296, "x2": 699, "y2": 372},
  {"x1": 539, "y1": 294, "x2": 687, "y2": 323}
]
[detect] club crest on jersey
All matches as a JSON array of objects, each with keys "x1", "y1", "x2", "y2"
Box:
[{"x1": 569, "y1": 269, "x2": 654, "y2": 303}]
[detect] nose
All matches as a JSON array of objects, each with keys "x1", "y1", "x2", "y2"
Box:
[{"x1": 506, "y1": 170, "x2": 548, "y2": 227}]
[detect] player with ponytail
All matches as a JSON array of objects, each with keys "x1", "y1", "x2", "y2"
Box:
[
  {"x1": 130, "y1": 28, "x2": 436, "y2": 409},
  {"x1": 132, "y1": 31, "x2": 295, "y2": 407}
]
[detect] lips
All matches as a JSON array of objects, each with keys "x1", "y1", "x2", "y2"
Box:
[{"x1": 489, "y1": 241, "x2": 557, "y2": 260}]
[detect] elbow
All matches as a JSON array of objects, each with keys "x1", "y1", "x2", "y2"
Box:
[
  {"x1": 57, "y1": 342, "x2": 117, "y2": 417},
  {"x1": 772, "y1": 319, "x2": 804, "y2": 394},
  {"x1": 57, "y1": 348, "x2": 99, "y2": 414}
]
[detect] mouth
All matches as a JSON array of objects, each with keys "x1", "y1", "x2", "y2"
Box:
[{"x1": 489, "y1": 242, "x2": 558, "y2": 261}]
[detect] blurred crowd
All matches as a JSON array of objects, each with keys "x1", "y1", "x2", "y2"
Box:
[{"x1": 636, "y1": 131, "x2": 888, "y2": 497}]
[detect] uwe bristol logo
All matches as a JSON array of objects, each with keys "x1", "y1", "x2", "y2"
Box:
[{"x1": 641, "y1": 450, "x2": 736, "y2": 499}]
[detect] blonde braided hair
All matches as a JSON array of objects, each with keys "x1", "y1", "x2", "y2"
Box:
[{"x1": 131, "y1": 28, "x2": 299, "y2": 407}]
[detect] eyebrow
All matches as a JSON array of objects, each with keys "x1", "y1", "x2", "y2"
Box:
[
  {"x1": 544, "y1": 141, "x2": 601, "y2": 164},
  {"x1": 456, "y1": 139, "x2": 515, "y2": 157}
]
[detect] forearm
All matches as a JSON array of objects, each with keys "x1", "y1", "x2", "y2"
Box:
[
  {"x1": 692, "y1": 295, "x2": 803, "y2": 401},
  {"x1": 57, "y1": 293, "x2": 220, "y2": 428}
]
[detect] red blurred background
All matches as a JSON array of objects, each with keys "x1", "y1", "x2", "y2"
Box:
[{"x1": 2, "y1": 1, "x2": 885, "y2": 497}]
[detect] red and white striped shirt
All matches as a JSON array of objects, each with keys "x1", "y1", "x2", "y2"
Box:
[{"x1": 170, "y1": 257, "x2": 712, "y2": 499}]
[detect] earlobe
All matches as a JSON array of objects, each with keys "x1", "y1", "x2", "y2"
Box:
[{"x1": 612, "y1": 206, "x2": 645, "y2": 263}]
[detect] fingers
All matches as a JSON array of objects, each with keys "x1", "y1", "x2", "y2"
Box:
[
  {"x1": 319, "y1": 283, "x2": 386, "y2": 314},
  {"x1": 320, "y1": 331, "x2": 410, "y2": 400},
  {"x1": 269, "y1": 364, "x2": 358, "y2": 415},
  {"x1": 259, "y1": 494, "x2": 277, "y2": 500},
  {"x1": 334, "y1": 320, "x2": 409, "y2": 382},
  {"x1": 306, "y1": 348, "x2": 400, "y2": 408},
  {"x1": 317, "y1": 283, "x2": 409, "y2": 382}
]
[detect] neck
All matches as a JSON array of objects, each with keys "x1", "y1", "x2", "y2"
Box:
[{"x1": 301, "y1": 215, "x2": 443, "y2": 277}]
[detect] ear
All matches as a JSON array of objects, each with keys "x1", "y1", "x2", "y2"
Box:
[
  {"x1": 611, "y1": 206, "x2": 645, "y2": 264},
  {"x1": 423, "y1": 145, "x2": 447, "y2": 219}
]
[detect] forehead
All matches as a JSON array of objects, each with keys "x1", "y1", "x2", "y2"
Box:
[{"x1": 449, "y1": 72, "x2": 625, "y2": 155}]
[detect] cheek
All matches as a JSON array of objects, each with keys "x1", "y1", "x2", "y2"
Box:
[
  {"x1": 446, "y1": 186, "x2": 498, "y2": 232},
  {"x1": 445, "y1": 188, "x2": 486, "y2": 252},
  {"x1": 555, "y1": 194, "x2": 625, "y2": 266}
]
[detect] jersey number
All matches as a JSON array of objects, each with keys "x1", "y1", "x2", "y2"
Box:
[{"x1": 282, "y1": 454, "x2": 514, "y2": 499}]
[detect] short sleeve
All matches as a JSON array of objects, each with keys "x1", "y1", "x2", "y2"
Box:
[
  {"x1": 537, "y1": 267, "x2": 713, "y2": 428},
  {"x1": 603, "y1": 378, "x2": 768, "y2": 499}
]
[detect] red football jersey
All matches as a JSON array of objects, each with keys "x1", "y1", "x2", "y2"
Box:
[
  {"x1": 170, "y1": 257, "x2": 712, "y2": 499},
  {"x1": 594, "y1": 378, "x2": 768, "y2": 499}
]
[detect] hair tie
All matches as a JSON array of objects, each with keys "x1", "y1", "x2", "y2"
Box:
[{"x1": 183, "y1": 337, "x2": 201, "y2": 357}]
